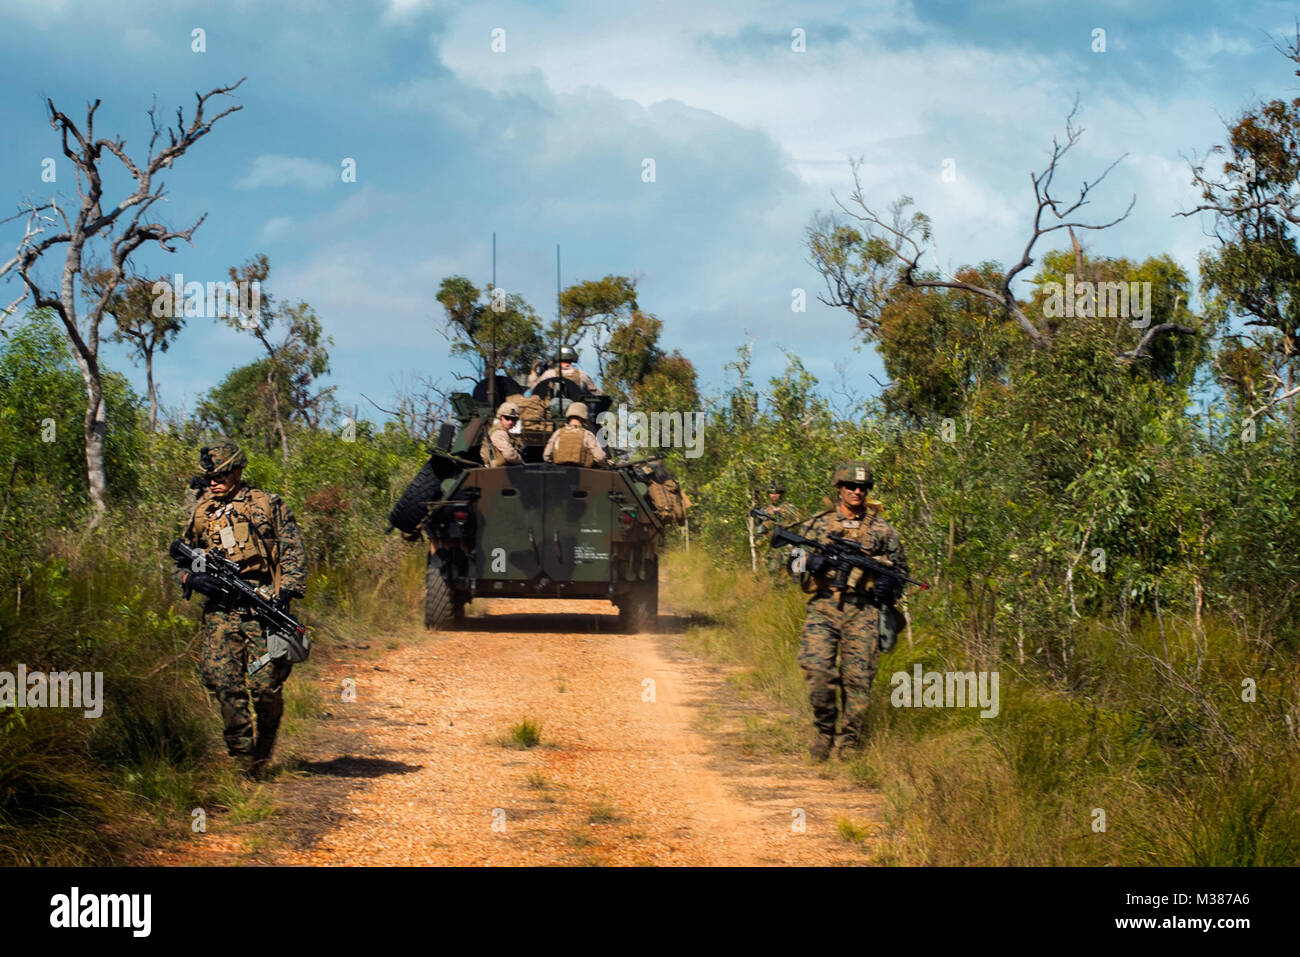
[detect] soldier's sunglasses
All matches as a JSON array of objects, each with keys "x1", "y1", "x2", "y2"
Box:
[
  {"x1": 840, "y1": 482, "x2": 870, "y2": 492},
  {"x1": 501, "y1": 415, "x2": 518, "y2": 422}
]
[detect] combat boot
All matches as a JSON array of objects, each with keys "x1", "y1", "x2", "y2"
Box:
[
  {"x1": 251, "y1": 695, "x2": 284, "y2": 775},
  {"x1": 809, "y1": 732, "x2": 834, "y2": 763},
  {"x1": 833, "y1": 730, "x2": 863, "y2": 761},
  {"x1": 233, "y1": 753, "x2": 260, "y2": 779}
]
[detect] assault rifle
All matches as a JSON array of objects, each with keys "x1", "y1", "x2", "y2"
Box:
[
  {"x1": 169, "y1": 539, "x2": 312, "y2": 675},
  {"x1": 749, "y1": 508, "x2": 930, "y2": 604}
]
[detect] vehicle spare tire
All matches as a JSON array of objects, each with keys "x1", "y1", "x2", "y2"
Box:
[{"x1": 389, "y1": 457, "x2": 443, "y2": 533}]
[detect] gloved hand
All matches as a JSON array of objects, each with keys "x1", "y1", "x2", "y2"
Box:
[
  {"x1": 185, "y1": 572, "x2": 223, "y2": 598},
  {"x1": 274, "y1": 589, "x2": 304, "y2": 612},
  {"x1": 805, "y1": 554, "x2": 827, "y2": 576}
]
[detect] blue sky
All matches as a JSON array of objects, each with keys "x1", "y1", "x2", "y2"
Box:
[{"x1": 1, "y1": 0, "x2": 1295, "y2": 423}]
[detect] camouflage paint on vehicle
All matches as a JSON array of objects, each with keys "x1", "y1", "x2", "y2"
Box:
[
  {"x1": 391, "y1": 376, "x2": 674, "y2": 630},
  {"x1": 430, "y1": 462, "x2": 660, "y2": 600}
]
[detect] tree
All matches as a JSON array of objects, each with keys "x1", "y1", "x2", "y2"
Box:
[
  {"x1": 870, "y1": 263, "x2": 1021, "y2": 423},
  {"x1": 808, "y1": 103, "x2": 1198, "y2": 364},
  {"x1": 84, "y1": 269, "x2": 183, "y2": 432},
  {"x1": 0, "y1": 80, "x2": 244, "y2": 518},
  {"x1": 218, "y1": 255, "x2": 334, "y2": 460},
  {"x1": 436, "y1": 275, "x2": 545, "y2": 404},
  {"x1": 197, "y1": 359, "x2": 287, "y2": 451},
  {"x1": 553, "y1": 275, "x2": 639, "y2": 378},
  {"x1": 0, "y1": 310, "x2": 144, "y2": 518},
  {"x1": 1182, "y1": 27, "x2": 1300, "y2": 435},
  {"x1": 602, "y1": 308, "x2": 699, "y2": 413}
]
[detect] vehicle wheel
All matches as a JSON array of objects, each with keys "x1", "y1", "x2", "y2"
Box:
[
  {"x1": 619, "y1": 561, "x2": 659, "y2": 632},
  {"x1": 425, "y1": 557, "x2": 454, "y2": 630},
  {"x1": 391, "y1": 458, "x2": 443, "y2": 533}
]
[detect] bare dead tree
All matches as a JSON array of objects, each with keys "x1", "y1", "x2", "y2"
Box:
[
  {"x1": 814, "y1": 102, "x2": 1196, "y2": 361},
  {"x1": 0, "y1": 79, "x2": 244, "y2": 517}
]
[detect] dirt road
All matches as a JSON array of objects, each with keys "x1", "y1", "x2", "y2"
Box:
[{"x1": 165, "y1": 599, "x2": 883, "y2": 866}]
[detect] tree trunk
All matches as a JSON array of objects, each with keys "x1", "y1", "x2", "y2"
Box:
[
  {"x1": 61, "y1": 284, "x2": 108, "y2": 520},
  {"x1": 82, "y1": 377, "x2": 108, "y2": 519},
  {"x1": 145, "y1": 348, "x2": 158, "y2": 432},
  {"x1": 267, "y1": 359, "x2": 289, "y2": 462}
]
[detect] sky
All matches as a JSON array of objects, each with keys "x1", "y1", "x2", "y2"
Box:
[{"x1": 0, "y1": 0, "x2": 1295, "y2": 425}]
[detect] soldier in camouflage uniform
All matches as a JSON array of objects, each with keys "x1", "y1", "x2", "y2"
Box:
[
  {"x1": 788, "y1": 461, "x2": 909, "y2": 762},
  {"x1": 528, "y1": 344, "x2": 597, "y2": 393},
  {"x1": 543, "y1": 402, "x2": 608, "y2": 467},
  {"x1": 482, "y1": 402, "x2": 525, "y2": 467},
  {"x1": 175, "y1": 440, "x2": 306, "y2": 778},
  {"x1": 754, "y1": 479, "x2": 796, "y2": 575}
]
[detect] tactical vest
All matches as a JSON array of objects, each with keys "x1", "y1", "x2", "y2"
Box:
[
  {"x1": 803, "y1": 507, "x2": 883, "y2": 595},
  {"x1": 186, "y1": 486, "x2": 280, "y2": 585},
  {"x1": 552, "y1": 426, "x2": 594, "y2": 467},
  {"x1": 482, "y1": 425, "x2": 519, "y2": 467}
]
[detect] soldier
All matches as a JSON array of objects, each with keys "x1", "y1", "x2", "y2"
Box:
[
  {"x1": 482, "y1": 402, "x2": 524, "y2": 467},
  {"x1": 754, "y1": 479, "x2": 796, "y2": 575},
  {"x1": 528, "y1": 345, "x2": 597, "y2": 394},
  {"x1": 175, "y1": 440, "x2": 306, "y2": 778},
  {"x1": 543, "y1": 402, "x2": 608, "y2": 467},
  {"x1": 790, "y1": 461, "x2": 909, "y2": 762}
]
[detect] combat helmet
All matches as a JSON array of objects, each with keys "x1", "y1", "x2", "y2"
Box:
[
  {"x1": 557, "y1": 345, "x2": 579, "y2": 363},
  {"x1": 831, "y1": 460, "x2": 873, "y2": 488},
  {"x1": 496, "y1": 401, "x2": 521, "y2": 418},
  {"x1": 768, "y1": 478, "x2": 786, "y2": 494},
  {"x1": 566, "y1": 402, "x2": 590, "y2": 422},
  {"x1": 199, "y1": 439, "x2": 247, "y2": 476}
]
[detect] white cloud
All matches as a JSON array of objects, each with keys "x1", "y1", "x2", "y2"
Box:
[
  {"x1": 235, "y1": 154, "x2": 338, "y2": 191},
  {"x1": 1172, "y1": 29, "x2": 1256, "y2": 71},
  {"x1": 258, "y1": 216, "x2": 294, "y2": 241}
]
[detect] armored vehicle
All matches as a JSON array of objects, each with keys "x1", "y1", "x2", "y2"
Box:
[{"x1": 388, "y1": 373, "x2": 687, "y2": 632}]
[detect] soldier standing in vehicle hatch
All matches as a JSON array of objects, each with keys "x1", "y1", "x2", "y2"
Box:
[{"x1": 528, "y1": 345, "x2": 597, "y2": 394}]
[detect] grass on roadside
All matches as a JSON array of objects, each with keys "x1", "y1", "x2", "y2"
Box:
[{"x1": 662, "y1": 546, "x2": 1300, "y2": 866}]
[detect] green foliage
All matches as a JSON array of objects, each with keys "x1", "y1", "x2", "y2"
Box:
[
  {"x1": 437, "y1": 275, "x2": 546, "y2": 379},
  {"x1": 671, "y1": 550, "x2": 1300, "y2": 865},
  {"x1": 601, "y1": 308, "x2": 701, "y2": 457},
  {"x1": 1190, "y1": 40, "x2": 1300, "y2": 433},
  {"x1": 0, "y1": 327, "x2": 427, "y2": 862},
  {"x1": 505, "y1": 718, "x2": 542, "y2": 749},
  {"x1": 197, "y1": 359, "x2": 286, "y2": 451},
  {"x1": 691, "y1": 348, "x2": 844, "y2": 566},
  {"x1": 552, "y1": 274, "x2": 638, "y2": 370},
  {"x1": 217, "y1": 255, "x2": 337, "y2": 452},
  {"x1": 0, "y1": 311, "x2": 145, "y2": 521}
]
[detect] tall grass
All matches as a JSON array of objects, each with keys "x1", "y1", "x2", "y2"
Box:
[
  {"x1": 0, "y1": 431, "x2": 428, "y2": 864},
  {"x1": 663, "y1": 548, "x2": 1300, "y2": 865}
]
